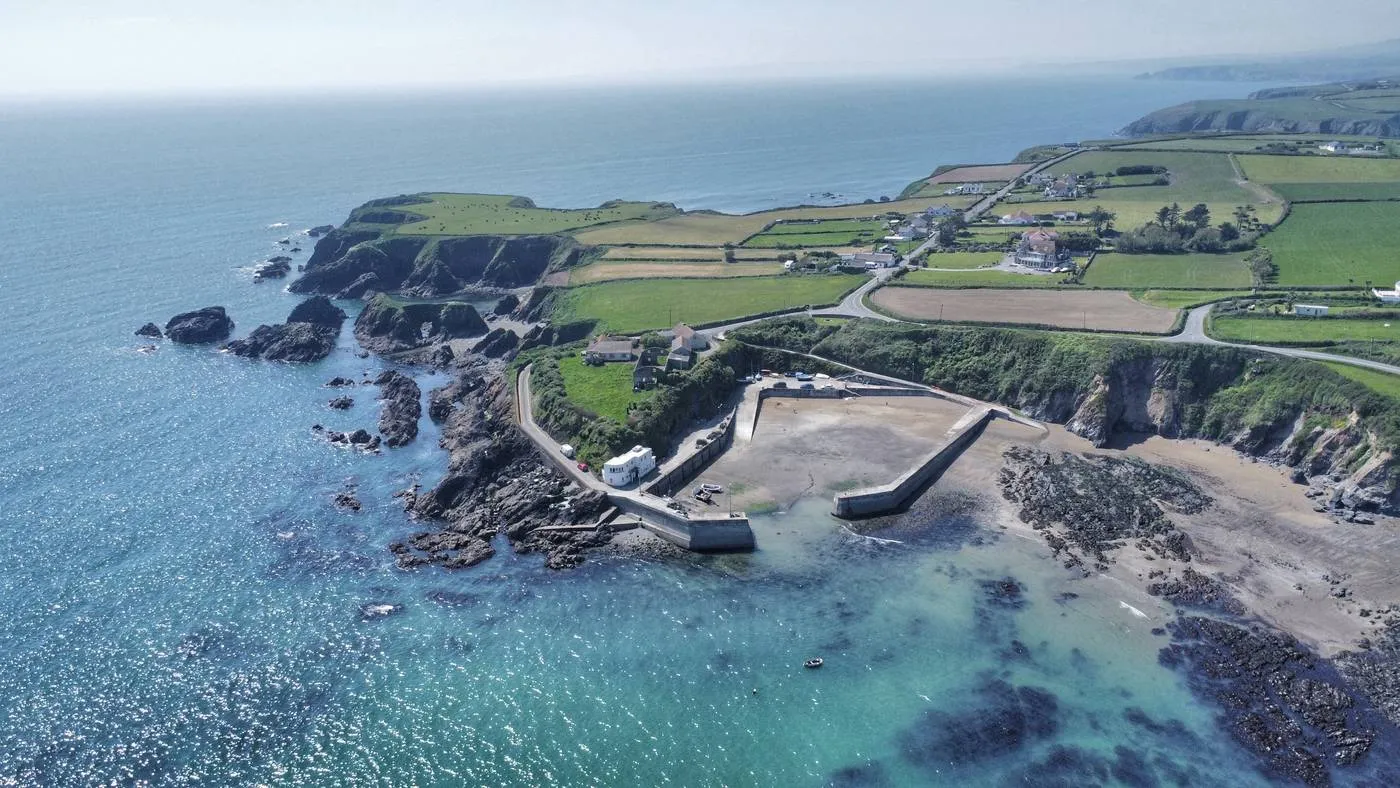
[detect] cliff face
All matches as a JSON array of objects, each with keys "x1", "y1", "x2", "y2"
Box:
[
  {"x1": 1122, "y1": 101, "x2": 1400, "y2": 138},
  {"x1": 292, "y1": 230, "x2": 582, "y2": 298},
  {"x1": 738, "y1": 319, "x2": 1400, "y2": 515},
  {"x1": 352, "y1": 294, "x2": 487, "y2": 354}
]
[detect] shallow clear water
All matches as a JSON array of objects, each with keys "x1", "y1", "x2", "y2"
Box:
[{"x1": 0, "y1": 77, "x2": 1317, "y2": 784}]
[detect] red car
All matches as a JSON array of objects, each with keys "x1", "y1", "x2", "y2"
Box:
[{"x1": 577, "y1": 462, "x2": 589, "y2": 472}]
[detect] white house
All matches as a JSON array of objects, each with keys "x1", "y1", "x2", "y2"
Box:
[
  {"x1": 1294, "y1": 304, "x2": 1330, "y2": 317},
  {"x1": 999, "y1": 210, "x2": 1037, "y2": 226},
  {"x1": 840, "y1": 252, "x2": 898, "y2": 268},
  {"x1": 1375, "y1": 281, "x2": 1400, "y2": 304},
  {"x1": 602, "y1": 445, "x2": 657, "y2": 487},
  {"x1": 1320, "y1": 141, "x2": 1348, "y2": 153}
]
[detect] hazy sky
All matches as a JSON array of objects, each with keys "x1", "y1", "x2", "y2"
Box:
[{"x1": 2, "y1": 1, "x2": 1397, "y2": 98}]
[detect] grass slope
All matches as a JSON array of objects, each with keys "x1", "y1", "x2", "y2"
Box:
[
  {"x1": 1268, "y1": 203, "x2": 1400, "y2": 286},
  {"x1": 379, "y1": 194, "x2": 680, "y2": 236},
  {"x1": 1319, "y1": 362, "x2": 1400, "y2": 401},
  {"x1": 552, "y1": 274, "x2": 863, "y2": 333},
  {"x1": 1211, "y1": 315, "x2": 1400, "y2": 344},
  {"x1": 557, "y1": 355, "x2": 652, "y2": 423}
]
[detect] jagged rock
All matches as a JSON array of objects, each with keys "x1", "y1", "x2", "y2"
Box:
[
  {"x1": 1147, "y1": 568, "x2": 1247, "y2": 615},
  {"x1": 225, "y1": 296, "x2": 346, "y2": 363},
  {"x1": 334, "y1": 272, "x2": 383, "y2": 300},
  {"x1": 493, "y1": 293, "x2": 520, "y2": 316},
  {"x1": 334, "y1": 491, "x2": 361, "y2": 511},
  {"x1": 135, "y1": 322, "x2": 163, "y2": 338},
  {"x1": 165, "y1": 306, "x2": 234, "y2": 344},
  {"x1": 472, "y1": 327, "x2": 519, "y2": 359},
  {"x1": 375, "y1": 370, "x2": 421, "y2": 447},
  {"x1": 353, "y1": 294, "x2": 487, "y2": 354},
  {"x1": 326, "y1": 376, "x2": 355, "y2": 387},
  {"x1": 328, "y1": 396, "x2": 353, "y2": 410},
  {"x1": 307, "y1": 224, "x2": 335, "y2": 238},
  {"x1": 430, "y1": 344, "x2": 455, "y2": 368},
  {"x1": 253, "y1": 256, "x2": 292, "y2": 281},
  {"x1": 287, "y1": 295, "x2": 347, "y2": 327}
]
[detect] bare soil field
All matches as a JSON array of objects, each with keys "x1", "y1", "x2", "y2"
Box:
[
  {"x1": 870, "y1": 287, "x2": 1179, "y2": 333},
  {"x1": 928, "y1": 163, "x2": 1033, "y2": 184}
]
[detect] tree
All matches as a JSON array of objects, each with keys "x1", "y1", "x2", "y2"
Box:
[
  {"x1": 1155, "y1": 205, "x2": 1173, "y2": 228},
  {"x1": 723, "y1": 249, "x2": 737, "y2": 264},
  {"x1": 1166, "y1": 202, "x2": 1182, "y2": 230},
  {"x1": 1183, "y1": 203, "x2": 1211, "y2": 231},
  {"x1": 1218, "y1": 222, "x2": 1240, "y2": 242}
]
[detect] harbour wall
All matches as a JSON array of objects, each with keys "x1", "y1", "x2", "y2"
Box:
[
  {"x1": 832, "y1": 406, "x2": 994, "y2": 518},
  {"x1": 644, "y1": 411, "x2": 737, "y2": 498}
]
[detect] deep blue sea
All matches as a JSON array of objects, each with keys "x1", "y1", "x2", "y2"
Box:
[{"x1": 0, "y1": 77, "x2": 1331, "y2": 785}]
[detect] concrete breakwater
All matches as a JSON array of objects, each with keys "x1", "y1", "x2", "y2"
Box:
[
  {"x1": 832, "y1": 406, "x2": 995, "y2": 518},
  {"x1": 645, "y1": 411, "x2": 737, "y2": 498}
]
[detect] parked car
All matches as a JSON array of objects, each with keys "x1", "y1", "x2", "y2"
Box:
[
  {"x1": 772, "y1": 381, "x2": 788, "y2": 389},
  {"x1": 577, "y1": 462, "x2": 589, "y2": 472},
  {"x1": 800, "y1": 383, "x2": 815, "y2": 390}
]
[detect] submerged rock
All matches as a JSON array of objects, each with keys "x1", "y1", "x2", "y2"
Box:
[
  {"x1": 135, "y1": 322, "x2": 163, "y2": 339},
  {"x1": 898, "y1": 678, "x2": 1059, "y2": 770},
  {"x1": 165, "y1": 306, "x2": 234, "y2": 344}
]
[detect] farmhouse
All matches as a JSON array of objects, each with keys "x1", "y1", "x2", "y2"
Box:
[
  {"x1": 1319, "y1": 141, "x2": 1349, "y2": 153},
  {"x1": 667, "y1": 346, "x2": 694, "y2": 370},
  {"x1": 1294, "y1": 304, "x2": 1330, "y2": 317},
  {"x1": 1052, "y1": 211, "x2": 1080, "y2": 222},
  {"x1": 840, "y1": 252, "x2": 898, "y2": 269},
  {"x1": 585, "y1": 336, "x2": 637, "y2": 363},
  {"x1": 671, "y1": 323, "x2": 709, "y2": 352},
  {"x1": 999, "y1": 210, "x2": 1037, "y2": 226},
  {"x1": 925, "y1": 205, "x2": 958, "y2": 218},
  {"x1": 1014, "y1": 229, "x2": 1062, "y2": 270},
  {"x1": 1374, "y1": 281, "x2": 1400, "y2": 304},
  {"x1": 602, "y1": 445, "x2": 657, "y2": 487}
]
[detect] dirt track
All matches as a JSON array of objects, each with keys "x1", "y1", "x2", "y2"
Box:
[{"x1": 871, "y1": 287, "x2": 1178, "y2": 333}]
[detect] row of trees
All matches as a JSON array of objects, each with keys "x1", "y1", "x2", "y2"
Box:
[{"x1": 1116, "y1": 202, "x2": 1262, "y2": 254}]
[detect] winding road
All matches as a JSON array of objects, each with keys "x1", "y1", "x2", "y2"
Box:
[{"x1": 1164, "y1": 304, "x2": 1400, "y2": 375}]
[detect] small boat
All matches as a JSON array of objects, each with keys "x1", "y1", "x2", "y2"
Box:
[{"x1": 803, "y1": 657, "x2": 824, "y2": 670}]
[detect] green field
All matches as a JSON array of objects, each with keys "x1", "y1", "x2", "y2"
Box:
[
  {"x1": 366, "y1": 193, "x2": 681, "y2": 236},
  {"x1": 552, "y1": 274, "x2": 863, "y2": 333},
  {"x1": 1268, "y1": 203, "x2": 1400, "y2": 286},
  {"x1": 1132, "y1": 289, "x2": 1258, "y2": 309},
  {"x1": 762, "y1": 219, "x2": 890, "y2": 235},
  {"x1": 920, "y1": 251, "x2": 1004, "y2": 269},
  {"x1": 1319, "y1": 362, "x2": 1400, "y2": 401},
  {"x1": 1269, "y1": 182, "x2": 1400, "y2": 202},
  {"x1": 1082, "y1": 252, "x2": 1252, "y2": 289},
  {"x1": 1211, "y1": 315, "x2": 1400, "y2": 344},
  {"x1": 744, "y1": 231, "x2": 881, "y2": 248},
  {"x1": 557, "y1": 355, "x2": 653, "y2": 423},
  {"x1": 897, "y1": 269, "x2": 1069, "y2": 288},
  {"x1": 1045, "y1": 151, "x2": 1254, "y2": 203},
  {"x1": 1114, "y1": 137, "x2": 1293, "y2": 153},
  {"x1": 1238, "y1": 155, "x2": 1400, "y2": 184}
]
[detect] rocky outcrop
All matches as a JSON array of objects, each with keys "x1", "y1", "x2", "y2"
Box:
[
  {"x1": 375, "y1": 370, "x2": 421, "y2": 447},
  {"x1": 493, "y1": 293, "x2": 519, "y2": 316},
  {"x1": 328, "y1": 396, "x2": 354, "y2": 410},
  {"x1": 135, "y1": 322, "x2": 163, "y2": 338},
  {"x1": 352, "y1": 294, "x2": 487, "y2": 354},
  {"x1": 306, "y1": 224, "x2": 335, "y2": 238},
  {"x1": 165, "y1": 306, "x2": 234, "y2": 344},
  {"x1": 471, "y1": 327, "x2": 519, "y2": 359},
  {"x1": 253, "y1": 256, "x2": 292, "y2": 282},
  {"x1": 225, "y1": 296, "x2": 346, "y2": 363},
  {"x1": 998, "y1": 447, "x2": 1206, "y2": 567},
  {"x1": 291, "y1": 229, "x2": 582, "y2": 297},
  {"x1": 1161, "y1": 616, "x2": 1385, "y2": 786},
  {"x1": 390, "y1": 373, "x2": 613, "y2": 570}
]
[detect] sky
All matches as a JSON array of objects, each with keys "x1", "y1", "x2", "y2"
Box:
[{"x1": 2, "y1": 0, "x2": 1398, "y2": 98}]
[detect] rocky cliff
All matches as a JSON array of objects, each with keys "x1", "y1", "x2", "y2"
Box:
[
  {"x1": 291, "y1": 227, "x2": 583, "y2": 298},
  {"x1": 352, "y1": 294, "x2": 488, "y2": 354},
  {"x1": 739, "y1": 318, "x2": 1400, "y2": 515},
  {"x1": 225, "y1": 295, "x2": 347, "y2": 363},
  {"x1": 1123, "y1": 100, "x2": 1400, "y2": 138}
]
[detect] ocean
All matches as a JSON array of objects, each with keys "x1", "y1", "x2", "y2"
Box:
[{"x1": 0, "y1": 77, "x2": 1305, "y2": 785}]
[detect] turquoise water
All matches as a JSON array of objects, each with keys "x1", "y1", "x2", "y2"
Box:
[{"x1": 0, "y1": 78, "x2": 1317, "y2": 784}]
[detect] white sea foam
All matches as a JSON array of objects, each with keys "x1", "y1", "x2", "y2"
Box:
[
  {"x1": 266, "y1": 222, "x2": 289, "y2": 229},
  {"x1": 1120, "y1": 601, "x2": 1149, "y2": 619}
]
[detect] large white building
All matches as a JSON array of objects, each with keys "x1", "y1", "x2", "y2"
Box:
[
  {"x1": 602, "y1": 445, "x2": 657, "y2": 487},
  {"x1": 1374, "y1": 281, "x2": 1400, "y2": 304}
]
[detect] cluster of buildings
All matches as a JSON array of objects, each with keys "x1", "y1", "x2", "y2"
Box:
[
  {"x1": 584, "y1": 323, "x2": 712, "y2": 388},
  {"x1": 942, "y1": 182, "x2": 986, "y2": 196},
  {"x1": 1025, "y1": 172, "x2": 1081, "y2": 199},
  {"x1": 1319, "y1": 141, "x2": 1386, "y2": 156}
]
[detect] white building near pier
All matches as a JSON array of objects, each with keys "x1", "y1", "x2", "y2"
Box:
[{"x1": 602, "y1": 445, "x2": 657, "y2": 487}]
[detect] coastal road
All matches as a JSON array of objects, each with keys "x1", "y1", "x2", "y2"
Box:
[
  {"x1": 1162, "y1": 305, "x2": 1400, "y2": 375},
  {"x1": 959, "y1": 148, "x2": 1090, "y2": 224}
]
